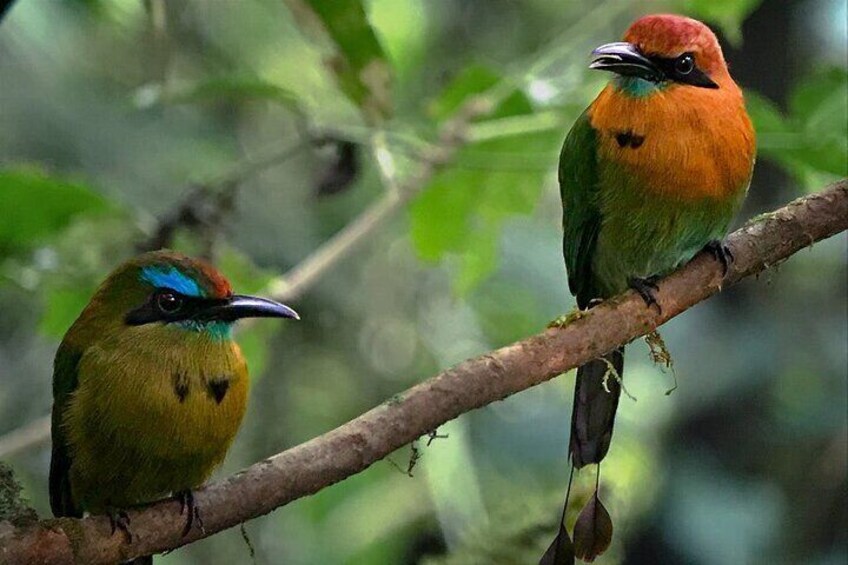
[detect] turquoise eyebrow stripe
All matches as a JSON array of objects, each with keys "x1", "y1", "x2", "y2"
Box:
[{"x1": 140, "y1": 266, "x2": 204, "y2": 297}]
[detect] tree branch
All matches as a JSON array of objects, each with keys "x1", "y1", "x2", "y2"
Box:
[{"x1": 2, "y1": 180, "x2": 844, "y2": 564}]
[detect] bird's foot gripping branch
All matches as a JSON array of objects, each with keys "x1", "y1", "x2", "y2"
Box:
[{"x1": 0, "y1": 179, "x2": 846, "y2": 564}]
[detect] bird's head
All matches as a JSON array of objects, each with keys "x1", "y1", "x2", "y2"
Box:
[
  {"x1": 590, "y1": 14, "x2": 729, "y2": 94},
  {"x1": 75, "y1": 250, "x2": 298, "y2": 341}
]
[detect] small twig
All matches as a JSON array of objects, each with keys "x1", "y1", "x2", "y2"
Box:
[
  {"x1": 385, "y1": 430, "x2": 447, "y2": 477},
  {"x1": 384, "y1": 441, "x2": 420, "y2": 478},
  {"x1": 383, "y1": 456, "x2": 408, "y2": 476},
  {"x1": 406, "y1": 440, "x2": 421, "y2": 477},
  {"x1": 644, "y1": 330, "x2": 678, "y2": 395},
  {"x1": 239, "y1": 522, "x2": 257, "y2": 565},
  {"x1": 426, "y1": 429, "x2": 449, "y2": 446},
  {"x1": 599, "y1": 356, "x2": 636, "y2": 402}
]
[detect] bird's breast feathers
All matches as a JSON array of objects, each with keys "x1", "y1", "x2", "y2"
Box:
[
  {"x1": 63, "y1": 326, "x2": 249, "y2": 505},
  {"x1": 589, "y1": 82, "x2": 756, "y2": 201}
]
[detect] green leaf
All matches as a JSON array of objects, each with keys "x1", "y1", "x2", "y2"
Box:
[
  {"x1": 789, "y1": 67, "x2": 848, "y2": 125},
  {"x1": 791, "y1": 69, "x2": 848, "y2": 179},
  {"x1": 744, "y1": 91, "x2": 788, "y2": 135},
  {"x1": 285, "y1": 0, "x2": 392, "y2": 123},
  {"x1": 677, "y1": 0, "x2": 763, "y2": 45},
  {"x1": 410, "y1": 132, "x2": 559, "y2": 293},
  {"x1": 746, "y1": 69, "x2": 848, "y2": 189},
  {"x1": 409, "y1": 169, "x2": 483, "y2": 261},
  {"x1": 411, "y1": 65, "x2": 564, "y2": 293},
  {"x1": 0, "y1": 168, "x2": 110, "y2": 256}
]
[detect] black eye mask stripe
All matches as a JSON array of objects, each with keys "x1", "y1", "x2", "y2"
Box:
[
  {"x1": 650, "y1": 53, "x2": 719, "y2": 89},
  {"x1": 125, "y1": 289, "x2": 228, "y2": 326}
]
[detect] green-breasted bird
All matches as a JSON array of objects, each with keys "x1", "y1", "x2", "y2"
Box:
[
  {"x1": 545, "y1": 14, "x2": 756, "y2": 563},
  {"x1": 50, "y1": 250, "x2": 299, "y2": 563}
]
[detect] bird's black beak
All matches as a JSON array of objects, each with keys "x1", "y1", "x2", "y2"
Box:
[
  {"x1": 198, "y1": 295, "x2": 300, "y2": 322},
  {"x1": 589, "y1": 42, "x2": 663, "y2": 83}
]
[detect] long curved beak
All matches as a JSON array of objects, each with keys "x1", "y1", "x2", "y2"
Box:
[
  {"x1": 589, "y1": 42, "x2": 663, "y2": 82},
  {"x1": 199, "y1": 294, "x2": 300, "y2": 322}
]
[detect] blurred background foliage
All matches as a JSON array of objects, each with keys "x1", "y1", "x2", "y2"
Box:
[{"x1": 0, "y1": 0, "x2": 846, "y2": 563}]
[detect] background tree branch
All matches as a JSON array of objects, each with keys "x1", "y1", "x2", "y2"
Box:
[{"x1": 1, "y1": 180, "x2": 844, "y2": 564}]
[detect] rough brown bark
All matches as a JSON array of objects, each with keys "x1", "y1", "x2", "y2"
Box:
[{"x1": 1, "y1": 179, "x2": 845, "y2": 564}]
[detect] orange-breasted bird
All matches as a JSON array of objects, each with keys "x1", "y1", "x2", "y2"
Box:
[
  {"x1": 49, "y1": 250, "x2": 299, "y2": 563},
  {"x1": 544, "y1": 14, "x2": 756, "y2": 563}
]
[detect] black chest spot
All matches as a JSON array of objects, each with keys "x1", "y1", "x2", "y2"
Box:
[
  {"x1": 615, "y1": 130, "x2": 645, "y2": 149},
  {"x1": 172, "y1": 373, "x2": 190, "y2": 402},
  {"x1": 206, "y1": 378, "x2": 231, "y2": 404}
]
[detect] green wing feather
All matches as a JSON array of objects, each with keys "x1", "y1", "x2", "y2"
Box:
[
  {"x1": 560, "y1": 111, "x2": 623, "y2": 467},
  {"x1": 50, "y1": 341, "x2": 82, "y2": 517},
  {"x1": 559, "y1": 111, "x2": 602, "y2": 308}
]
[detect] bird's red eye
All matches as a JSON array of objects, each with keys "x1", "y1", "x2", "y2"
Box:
[
  {"x1": 675, "y1": 54, "x2": 695, "y2": 75},
  {"x1": 156, "y1": 292, "x2": 183, "y2": 314}
]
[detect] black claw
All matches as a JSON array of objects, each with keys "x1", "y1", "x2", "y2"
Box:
[
  {"x1": 704, "y1": 240, "x2": 734, "y2": 275},
  {"x1": 108, "y1": 509, "x2": 133, "y2": 543},
  {"x1": 628, "y1": 276, "x2": 661, "y2": 313},
  {"x1": 176, "y1": 490, "x2": 205, "y2": 536}
]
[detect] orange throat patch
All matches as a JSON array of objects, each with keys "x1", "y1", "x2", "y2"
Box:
[{"x1": 588, "y1": 80, "x2": 756, "y2": 202}]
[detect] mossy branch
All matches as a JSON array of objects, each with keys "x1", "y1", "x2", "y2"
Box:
[
  {"x1": 0, "y1": 463, "x2": 37, "y2": 529},
  {"x1": 0, "y1": 180, "x2": 844, "y2": 563}
]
